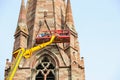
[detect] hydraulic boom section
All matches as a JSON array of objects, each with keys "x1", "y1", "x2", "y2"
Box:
[{"x1": 6, "y1": 35, "x2": 55, "y2": 80}]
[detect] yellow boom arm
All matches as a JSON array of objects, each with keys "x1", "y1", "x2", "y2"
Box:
[
  {"x1": 6, "y1": 35, "x2": 55, "y2": 80},
  {"x1": 23, "y1": 35, "x2": 55, "y2": 58}
]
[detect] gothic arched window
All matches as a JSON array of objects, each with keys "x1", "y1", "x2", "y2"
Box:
[{"x1": 36, "y1": 57, "x2": 55, "y2": 80}]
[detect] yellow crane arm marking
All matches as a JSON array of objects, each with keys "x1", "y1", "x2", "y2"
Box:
[
  {"x1": 6, "y1": 48, "x2": 25, "y2": 80},
  {"x1": 23, "y1": 35, "x2": 55, "y2": 58},
  {"x1": 6, "y1": 35, "x2": 55, "y2": 80}
]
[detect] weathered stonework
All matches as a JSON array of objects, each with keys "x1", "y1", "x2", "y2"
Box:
[{"x1": 5, "y1": 0, "x2": 85, "y2": 80}]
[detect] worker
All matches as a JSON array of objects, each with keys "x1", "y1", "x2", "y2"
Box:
[{"x1": 39, "y1": 33, "x2": 45, "y2": 37}]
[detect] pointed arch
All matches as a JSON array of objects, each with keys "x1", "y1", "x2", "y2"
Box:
[
  {"x1": 30, "y1": 49, "x2": 59, "y2": 80},
  {"x1": 31, "y1": 49, "x2": 59, "y2": 68}
]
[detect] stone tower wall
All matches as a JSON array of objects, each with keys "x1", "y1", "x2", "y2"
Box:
[{"x1": 5, "y1": 0, "x2": 85, "y2": 80}]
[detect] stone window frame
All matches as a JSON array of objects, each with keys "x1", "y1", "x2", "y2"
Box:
[
  {"x1": 30, "y1": 50, "x2": 59, "y2": 80},
  {"x1": 36, "y1": 56, "x2": 55, "y2": 80}
]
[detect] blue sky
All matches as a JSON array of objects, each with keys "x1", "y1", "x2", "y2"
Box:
[{"x1": 0, "y1": 0, "x2": 120, "y2": 80}]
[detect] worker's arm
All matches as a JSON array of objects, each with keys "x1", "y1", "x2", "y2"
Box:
[{"x1": 23, "y1": 35, "x2": 55, "y2": 58}]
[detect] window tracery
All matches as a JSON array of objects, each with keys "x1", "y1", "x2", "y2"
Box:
[{"x1": 36, "y1": 57, "x2": 55, "y2": 80}]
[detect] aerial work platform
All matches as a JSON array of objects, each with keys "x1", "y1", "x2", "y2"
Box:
[{"x1": 36, "y1": 30, "x2": 70, "y2": 44}]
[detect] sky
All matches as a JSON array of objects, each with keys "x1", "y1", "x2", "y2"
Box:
[{"x1": 0, "y1": 0, "x2": 120, "y2": 80}]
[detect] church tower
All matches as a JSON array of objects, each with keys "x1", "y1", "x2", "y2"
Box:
[{"x1": 5, "y1": 0, "x2": 85, "y2": 80}]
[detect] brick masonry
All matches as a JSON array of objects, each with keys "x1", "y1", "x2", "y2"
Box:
[{"x1": 4, "y1": 0, "x2": 85, "y2": 80}]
